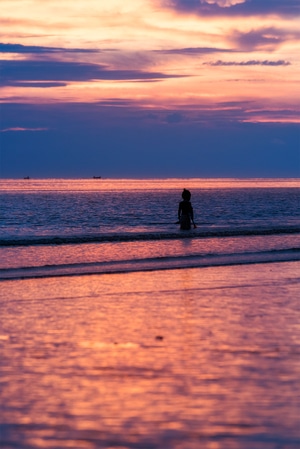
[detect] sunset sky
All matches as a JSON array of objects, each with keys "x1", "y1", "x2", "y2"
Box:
[{"x1": 1, "y1": 0, "x2": 299, "y2": 177}]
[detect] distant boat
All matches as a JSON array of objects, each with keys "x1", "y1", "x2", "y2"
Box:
[
  {"x1": 92, "y1": 176, "x2": 102, "y2": 179},
  {"x1": 23, "y1": 176, "x2": 30, "y2": 180}
]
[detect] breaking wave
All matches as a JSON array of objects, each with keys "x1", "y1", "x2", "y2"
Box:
[{"x1": 1, "y1": 226, "x2": 299, "y2": 247}]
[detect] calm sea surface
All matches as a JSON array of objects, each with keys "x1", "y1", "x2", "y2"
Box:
[
  {"x1": 0, "y1": 178, "x2": 299, "y2": 278},
  {"x1": 0, "y1": 179, "x2": 300, "y2": 449}
]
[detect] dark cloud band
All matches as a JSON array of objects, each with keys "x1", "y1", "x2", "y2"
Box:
[
  {"x1": 0, "y1": 43, "x2": 97, "y2": 54},
  {"x1": 0, "y1": 59, "x2": 182, "y2": 86},
  {"x1": 204, "y1": 60, "x2": 291, "y2": 66},
  {"x1": 161, "y1": 0, "x2": 300, "y2": 17},
  {"x1": 155, "y1": 46, "x2": 235, "y2": 55}
]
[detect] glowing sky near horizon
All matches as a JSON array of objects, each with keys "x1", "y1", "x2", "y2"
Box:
[{"x1": 0, "y1": 0, "x2": 299, "y2": 177}]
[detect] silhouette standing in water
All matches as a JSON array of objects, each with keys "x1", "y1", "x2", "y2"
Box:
[{"x1": 178, "y1": 188, "x2": 196, "y2": 230}]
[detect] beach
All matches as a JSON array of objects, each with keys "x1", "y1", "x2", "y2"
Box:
[
  {"x1": 1, "y1": 178, "x2": 299, "y2": 448},
  {"x1": 1, "y1": 261, "x2": 300, "y2": 449}
]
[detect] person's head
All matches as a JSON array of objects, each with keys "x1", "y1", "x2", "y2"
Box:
[{"x1": 182, "y1": 188, "x2": 191, "y2": 201}]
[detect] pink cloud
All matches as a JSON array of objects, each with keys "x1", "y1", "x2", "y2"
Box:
[{"x1": 0, "y1": 127, "x2": 48, "y2": 132}]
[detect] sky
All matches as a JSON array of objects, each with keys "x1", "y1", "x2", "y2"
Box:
[{"x1": 0, "y1": 0, "x2": 299, "y2": 178}]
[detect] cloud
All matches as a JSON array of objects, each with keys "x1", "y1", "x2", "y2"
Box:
[
  {"x1": 5, "y1": 81, "x2": 68, "y2": 88},
  {"x1": 3, "y1": 100, "x2": 298, "y2": 132},
  {"x1": 0, "y1": 59, "x2": 182, "y2": 86},
  {"x1": 205, "y1": 59, "x2": 291, "y2": 66},
  {"x1": 156, "y1": 46, "x2": 235, "y2": 55},
  {"x1": 1, "y1": 102, "x2": 299, "y2": 178},
  {"x1": 229, "y1": 28, "x2": 296, "y2": 51},
  {"x1": 160, "y1": 0, "x2": 300, "y2": 17},
  {"x1": 0, "y1": 43, "x2": 97, "y2": 54},
  {"x1": 165, "y1": 112, "x2": 184, "y2": 123},
  {"x1": 205, "y1": 0, "x2": 245, "y2": 6},
  {"x1": 0, "y1": 127, "x2": 48, "y2": 132}
]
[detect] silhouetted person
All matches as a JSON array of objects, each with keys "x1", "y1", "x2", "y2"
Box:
[{"x1": 178, "y1": 189, "x2": 196, "y2": 230}]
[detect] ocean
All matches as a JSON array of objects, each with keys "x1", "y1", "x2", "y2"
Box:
[
  {"x1": 1, "y1": 178, "x2": 300, "y2": 449},
  {"x1": 0, "y1": 178, "x2": 299, "y2": 278}
]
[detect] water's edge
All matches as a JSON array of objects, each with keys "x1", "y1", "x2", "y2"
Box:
[
  {"x1": 1, "y1": 226, "x2": 299, "y2": 247},
  {"x1": 1, "y1": 249, "x2": 299, "y2": 281}
]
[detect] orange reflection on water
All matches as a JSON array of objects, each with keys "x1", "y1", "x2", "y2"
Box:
[
  {"x1": 1, "y1": 262, "x2": 300, "y2": 447},
  {"x1": 0, "y1": 177, "x2": 299, "y2": 193}
]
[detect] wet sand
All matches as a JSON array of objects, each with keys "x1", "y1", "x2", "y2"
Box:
[{"x1": 1, "y1": 261, "x2": 300, "y2": 449}]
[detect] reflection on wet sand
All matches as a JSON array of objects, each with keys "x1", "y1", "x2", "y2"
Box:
[{"x1": 0, "y1": 262, "x2": 300, "y2": 448}]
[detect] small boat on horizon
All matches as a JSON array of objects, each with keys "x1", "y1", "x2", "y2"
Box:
[{"x1": 92, "y1": 176, "x2": 102, "y2": 179}]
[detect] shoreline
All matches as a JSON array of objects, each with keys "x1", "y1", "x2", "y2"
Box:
[
  {"x1": 1, "y1": 225, "x2": 300, "y2": 247},
  {"x1": 0, "y1": 252, "x2": 299, "y2": 281}
]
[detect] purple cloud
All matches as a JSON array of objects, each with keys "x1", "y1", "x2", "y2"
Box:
[
  {"x1": 1, "y1": 102, "x2": 299, "y2": 178},
  {"x1": 155, "y1": 46, "x2": 235, "y2": 55},
  {"x1": 205, "y1": 59, "x2": 291, "y2": 66},
  {"x1": 1, "y1": 99, "x2": 298, "y2": 134},
  {"x1": 0, "y1": 59, "x2": 182, "y2": 86},
  {"x1": 230, "y1": 28, "x2": 292, "y2": 50},
  {"x1": 0, "y1": 43, "x2": 98, "y2": 54},
  {"x1": 160, "y1": 0, "x2": 300, "y2": 17},
  {"x1": 165, "y1": 112, "x2": 184, "y2": 123},
  {"x1": 5, "y1": 81, "x2": 68, "y2": 88}
]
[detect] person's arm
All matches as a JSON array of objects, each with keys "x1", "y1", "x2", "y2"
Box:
[
  {"x1": 190, "y1": 204, "x2": 197, "y2": 228},
  {"x1": 190, "y1": 204, "x2": 194, "y2": 221},
  {"x1": 178, "y1": 202, "x2": 182, "y2": 220}
]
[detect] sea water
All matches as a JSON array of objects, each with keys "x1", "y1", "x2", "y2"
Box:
[
  {"x1": 1, "y1": 178, "x2": 300, "y2": 449},
  {"x1": 0, "y1": 178, "x2": 299, "y2": 278}
]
